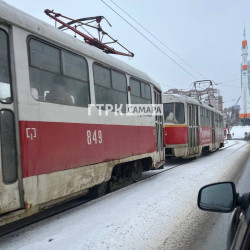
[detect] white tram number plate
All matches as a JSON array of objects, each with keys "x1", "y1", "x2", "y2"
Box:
[{"x1": 86, "y1": 130, "x2": 103, "y2": 145}]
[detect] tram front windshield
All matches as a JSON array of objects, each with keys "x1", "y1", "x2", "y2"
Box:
[{"x1": 164, "y1": 103, "x2": 185, "y2": 124}]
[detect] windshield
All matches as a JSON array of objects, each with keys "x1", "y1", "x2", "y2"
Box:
[{"x1": 164, "y1": 102, "x2": 185, "y2": 124}]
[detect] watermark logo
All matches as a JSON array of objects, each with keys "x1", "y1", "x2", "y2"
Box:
[
  {"x1": 88, "y1": 104, "x2": 163, "y2": 116},
  {"x1": 126, "y1": 104, "x2": 163, "y2": 116}
]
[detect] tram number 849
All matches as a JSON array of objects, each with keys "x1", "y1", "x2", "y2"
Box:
[{"x1": 87, "y1": 130, "x2": 103, "y2": 145}]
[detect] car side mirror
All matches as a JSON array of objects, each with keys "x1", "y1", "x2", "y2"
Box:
[{"x1": 198, "y1": 182, "x2": 237, "y2": 213}]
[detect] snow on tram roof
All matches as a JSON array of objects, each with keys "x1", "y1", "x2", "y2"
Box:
[
  {"x1": 163, "y1": 94, "x2": 223, "y2": 115},
  {"x1": 0, "y1": 0, "x2": 161, "y2": 90}
]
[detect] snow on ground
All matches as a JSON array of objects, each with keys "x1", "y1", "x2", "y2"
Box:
[
  {"x1": 224, "y1": 139, "x2": 236, "y2": 147},
  {"x1": 0, "y1": 141, "x2": 249, "y2": 250},
  {"x1": 231, "y1": 125, "x2": 250, "y2": 139}
]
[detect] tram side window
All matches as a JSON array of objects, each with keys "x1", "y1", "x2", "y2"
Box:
[
  {"x1": 30, "y1": 39, "x2": 60, "y2": 73},
  {"x1": 0, "y1": 29, "x2": 12, "y2": 104},
  {"x1": 93, "y1": 64, "x2": 111, "y2": 88},
  {"x1": 94, "y1": 64, "x2": 127, "y2": 112},
  {"x1": 130, "y1": 78, "x2": 152, "y2": 104},
  {"x1": 164, "y1": 103, "x2": 185, "y2": 124},
  {"x1": 141, "y1": 82, "x2": 151, "y2": 100},
  {"x1": 62, "y1": 51, "x2": 88, "y2": 82},
  {"x1": 215, "y1": 114, "x2": 218, "y2": 127},
  {"x1": 206, "y1": 110, "x2": 210, "y2": 126},
  {"x1": 200, "y1": 108, "x2": 205, "y2": 125},
  {"x1": 112, "y1": 70, "x2": 127, "y2": 92},
  {"x1": 29, "y1": 38, "x2": 90, "y2": 107},
  {"x1": 130, "y1": 78, "x2": 141, "y2": 102},
  {"x1": 219, "y1": 115, "x2": 223, "y2": 128},
  {"x1": 200, "y1": 108, "x2": 211, "y2": 126}
]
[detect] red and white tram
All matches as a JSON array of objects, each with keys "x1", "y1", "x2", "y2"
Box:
[
  {"x1": 0, "y1": 1, "x2": 164, "y2": 226},
  {"x1": 163, "y1": 94, "x2": 224, "y2": 158}
]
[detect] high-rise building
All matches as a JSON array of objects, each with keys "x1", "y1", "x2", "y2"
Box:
[{"x1": 240, "y1": 27, "x2": 250, "y2": 121}]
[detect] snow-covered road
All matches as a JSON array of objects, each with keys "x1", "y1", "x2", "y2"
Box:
[{"x1": 1, "y1": 141, "x2": 249, "y2": 250}]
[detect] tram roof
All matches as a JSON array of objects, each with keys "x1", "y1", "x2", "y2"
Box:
[
  {"x1": 162, "y1": 94, "x2": 223, "y2": 115},
  {"x1": 0, "y1": 0, "x2": 161, "y2": 90}
]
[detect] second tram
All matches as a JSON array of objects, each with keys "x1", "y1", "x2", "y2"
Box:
[{"x1": 163, "y1": 94, "x2": 224, "y2": 158}]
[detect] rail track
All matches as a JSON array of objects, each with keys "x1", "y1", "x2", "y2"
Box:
[{"x1": 0, "y1": 140, "x2": 239, "y2": 237}]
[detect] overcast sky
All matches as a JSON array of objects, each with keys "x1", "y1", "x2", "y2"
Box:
[{"x1": 4, "y1": 0, "x2": 250, "y2": 107}]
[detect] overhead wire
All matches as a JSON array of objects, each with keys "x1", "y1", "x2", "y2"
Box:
[
  {"x1": 100, "y1": 0, "x2": 198, "y2": 80},
  {"x1": 213, "y1": 79, "x2": 241, "y2": 88},
  {"x1": 101, "y1": 0, "x2": 241, "y2": 99},
  {"x1": 107, "y1": 0, "x2": 207, "y2": 80},
  {"x1": 223, "y1": 98, "x2": 237, "y2": 103},
  {"x1": 216, "y1": 84, "x2": 240, "y2": 88},
  {"x1": 217, "y1": 78, "x2": 241, "y2": 84}
]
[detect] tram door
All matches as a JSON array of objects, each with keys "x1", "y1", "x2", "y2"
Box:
[
  {"x1": 187, "y1": 104, "x2": 199, "y2": 155},
  {"x1": 154, "y1": 89, "x2": 164, "y2": 161},
  {"x1": 211, "y1": 112, "x2": 215, "y2": 149},
  {"x1": 0, "y1": 26, "x2": 21, "y2": 214}
]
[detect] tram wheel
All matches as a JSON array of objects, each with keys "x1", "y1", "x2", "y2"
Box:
[
  {"x1": 131, "y1": 160, "x2": 143, "y2": 182},
  {"x1": 89, "y1": 182, "x2": 107, "y2": 198}
]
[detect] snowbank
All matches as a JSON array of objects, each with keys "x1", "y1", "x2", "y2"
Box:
[{"x1": 231, "y1": 126, "x2": 250, "y2": 139}]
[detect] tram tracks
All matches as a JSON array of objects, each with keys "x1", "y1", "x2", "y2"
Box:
[
  {"x1": 0, "y1": 164, "x2": 185, "y2": 237},
  {"x1": 0, "y1": 158, "x2": 199, "y2": 237},
  {"x1": 141, "y1": 140, "x2": 239, "y2": 181},
  {"x1": 221, "y1": 140, "x2": 239, "y2": 150},
  {"x1": 0, "y1": 140, "x2": 239, "y2": 237}
]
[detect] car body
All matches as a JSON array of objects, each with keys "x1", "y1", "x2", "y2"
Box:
[{"x1": 198, "y1": 182, "x2": 250, "y2": 250}]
